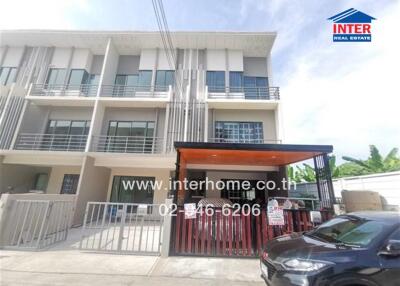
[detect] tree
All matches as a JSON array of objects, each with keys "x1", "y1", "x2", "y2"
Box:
[
  {"x1": 342, "y1": 145, "x2": 400, "y2": 174},
  {"x1": 287, "y1": 155, "x2": 339, "y2": 183}
]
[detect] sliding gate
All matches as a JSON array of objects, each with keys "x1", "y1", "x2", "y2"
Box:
[{"x1": 79, "y1": 202, "x2": 163, "y2": 255}]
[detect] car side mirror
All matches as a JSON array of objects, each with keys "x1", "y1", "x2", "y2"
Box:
[{"x1": 378, "y1": 240, "x2": 400, "y2": 257}]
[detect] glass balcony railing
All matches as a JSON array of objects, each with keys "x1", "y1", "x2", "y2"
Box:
[
  {"x1": 30, "y1": 84, "x2": 99, "y2": 97},
  {"x1": 92, "y1": 135, "x2": 164, "y2": 154},
  {"x1": 15, "y1": 133, "x2": 88, "y2": 151},
  {"x1": 100, "y1": 85, "x2": 170, "y2": 98},
  {"x1": 207, "y1": 86, "x2": 280, "y2": 100}
]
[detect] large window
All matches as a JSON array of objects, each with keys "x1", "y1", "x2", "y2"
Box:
[
  {"x1": 45, "y1": 68, "x2": 67, "y2": 88},
  {"x1": 68, "y1": 69, "x2": 89, "y2": 86},
  {"x1": 0, "y1": 67, "x2": 17, "y2": 85},
  {"x1": 138, "y1": 70, "x2": 152, "y2": 91},
  {"x1": 155, "y1": 70, "x2": 174, "y2": 91},
  {"x1": 46, "y1": 120, "x2": 90, "y2": 150},
  {"x1": 244, "y1": 76, "x2": 269, "y2": 99},
  {"x1": 114, "y1": 74, "x2": 139, "y2": 96},
  {"x1": 110, "y1": 176, "x2": 155, "y2": 205},
  {"x1": 229, "y1": 71, "x2": 243, "y2": 92},
  {"x1": 215, "y1": 121, "x2": 263, "y2": 143},
  {"x1": 206, "y1": 71, "x2": 225, "y2": 92},
  {"x1": 60, "y1": 174, "x2": 80, "y2": 194},
  {"x1": 107, "y1": 121, "x2": 155, "y2": 153}
]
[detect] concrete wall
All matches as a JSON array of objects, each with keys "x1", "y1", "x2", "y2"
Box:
[
  {"x1": 243, "y1": 57, "x2": 268, "y2": 77},
  {"x1": 73, "y1": 156, "x2": 111, "y2": 225},
  {"x1": 206, "y1": 49, "x2": 226, "y2": 71},
  {"x1": 106, "y1": 167, "x2": 171, "y2": 205},
  {"x1": 90, "y1": 55, "x2": 104, "y2": 75},
  {"x1": 70, "y1": 48, "x2": 93, "y2": 71},
  {"x1": 46, "y1": 166, "x2": 81, "y2": 194},
  {"x1": 117, "y1": 55, "x2": 140, "y2": 74},
  {"x1": 19, "y1": 105, "x2": 93, "y2": 134},
  {"x1": 211, "y1": 109, "x2": 277, "y2": 140},
  {"x1": 50, "y1": 48, "x2": 71, "y2": 68},
  {"x1": 2, "y1": 47, "x2": 25, "y2": 67},
  {"x1": 0, "y1": 162, "x2": 50, "y2": 194}
]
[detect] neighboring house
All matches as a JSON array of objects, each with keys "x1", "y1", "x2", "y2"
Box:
[{"x1": 0, "y1": 30, "x2": 335, "y2": 226}]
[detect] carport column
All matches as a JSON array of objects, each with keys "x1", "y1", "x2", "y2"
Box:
[{"x1": 161, "y1": 198, "x2": 173, "y2": 257}]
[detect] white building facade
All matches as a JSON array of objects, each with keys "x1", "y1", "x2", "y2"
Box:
[{"x1": 0, "y1": 30, "x2": 284, "y2": 224}]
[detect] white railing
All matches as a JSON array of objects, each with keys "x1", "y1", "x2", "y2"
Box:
[
  {"x1": 100, "y1": 85, "x2": 171, "y2": 98},
  {"x1": 208, "y1": 138, "x2": 282, "y2": 144},
  {"x1": 207, "y1": 86, "x2": 280, "y2": 100},
  {"x1": 92, "y1": 135, "x2": 164, "y2": 154},
  {"x1": 15, "y1": 133, "x2": 88, "y2": 151},
  {"x1": 29, "y1": 84, "x2": 99, "y2": 97}
]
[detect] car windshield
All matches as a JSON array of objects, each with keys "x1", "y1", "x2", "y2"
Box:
[{"x1": 306, "y1": 216, "x2": 385, "y2": 247}]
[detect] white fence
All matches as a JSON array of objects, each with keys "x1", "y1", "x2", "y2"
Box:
[
  {"x1": 0, "y1": 193, "x2": 76, "y2": 250},
  {"x1": 332, "y1": 171, "x2": 400, "y2": 208}
]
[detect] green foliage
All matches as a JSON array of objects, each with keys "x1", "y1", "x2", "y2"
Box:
[
  {"x1": 287, "y1": 145, "x2": 400, "y2": 182},
  {"x1": 342, "y1": 145, "x2": 400, "y2": 174}
]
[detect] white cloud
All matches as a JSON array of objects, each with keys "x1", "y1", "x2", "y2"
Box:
[{"x1": 280, "y1": 2, "x2": 400, "y2": 161}]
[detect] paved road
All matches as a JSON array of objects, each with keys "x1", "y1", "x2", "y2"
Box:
[{"x1": 0, "y1": 249, "x2": 264, "y2": 286}]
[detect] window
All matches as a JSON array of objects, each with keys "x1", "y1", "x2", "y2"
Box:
[
  {"x1": 206, "y1": 71, "x2": 225, "y2": 92},
  {"x1": 110, "y1": 176, "x2": 155, "y2": 205},
  {"x1": 45, "y1": 120, "x2": 90, "y2": 150},
  {"x1": 155, "y1": 70, "x2": 174, "y2": 91},
  {"x1": 308, "y1": 217, "x2": 388, "y2": 247},
  {"x1": 33, "y1": 173, "x2": 49, "y2": 191},
  {"x1": 114, "y1": 74, "x2": 139, "y2": 96},
  {"x1": 106, "y1": 121, "x2": 155, "y2": 153},
  {"x1": 68, "y1": 69, "x2": 89, "y2": 86},
  {"x1": 60, "y1": 174, "x2": 80, "y2": 194},
  {"x1": 244, "y1": 76, "x2": 269, "y2": 99},
  {"x1": 0, "y1": 67, "x2": 17, "y2": 85},
  {"x1": 45, "y1": 68, "x2": 67, "y2": 88},
  {"x1": 138, "y1": 70, "x2": 152, "y2": 91},
  {"x1": 215, "y1": 121, "x2": 263, "y2": 143},
  {"x1": 229, "y1": 72, "x2": 243, "y2": 92}
]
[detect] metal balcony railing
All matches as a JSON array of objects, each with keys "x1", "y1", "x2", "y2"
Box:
[
  {"x1": 92, "y1": 135, "x2": 164, "y2": 154},
  {"x1": 29, "y1": 84, "x2": 99, "y2": 97},
  {"x1": 100, "y1": 85, "x2": 170, "y2": 98},
  {"x1": 207, "y1": 86, "x2": 280, "y2": 100},
  {"x1": 208, "y1": 138, "x2": 282, "y2": 144},
  {"x1": 15, "y1": 133, "x2": 88, "y2": 151}
]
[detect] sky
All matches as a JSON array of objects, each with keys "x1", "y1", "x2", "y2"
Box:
[{"x1": 0, "y1": 0, "x2": 399, "y2": 163}]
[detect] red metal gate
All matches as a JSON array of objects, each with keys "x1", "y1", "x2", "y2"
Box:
[{"x1": 171, "y1": 207, "x2": 332, "y2": 257}]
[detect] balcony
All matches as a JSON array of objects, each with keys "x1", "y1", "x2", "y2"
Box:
[
  {"x1": 14, "y1": 133, "x2": 88, "y2": 151},
  {"x1": 91, "y1": 135, "x2": 164, "y2": 154},
  {"x1": 99, "y1": 85, "x2": 170, "y2": 98},
  {"x1": 207, "y1": 86, "x2": 280, "y2": 100},
  {"x1": 208, "y1": 138, "x2": 282, "y2": 144},
  {"x1": 29, "y1": 84, "x2": 99, "y2": 97}
]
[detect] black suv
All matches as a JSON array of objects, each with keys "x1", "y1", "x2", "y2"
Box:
[{"x1": 260, "y1": 212, "x2": 400, "y2": 286}]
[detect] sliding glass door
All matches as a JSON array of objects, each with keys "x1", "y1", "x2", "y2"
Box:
[{"x1": 107, "y1": 121, "x2": 155, "y2": 153}]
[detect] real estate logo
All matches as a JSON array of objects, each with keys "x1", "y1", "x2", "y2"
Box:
[{"x1": 328, "y1": 8, "x2": 376, "y2": 42}]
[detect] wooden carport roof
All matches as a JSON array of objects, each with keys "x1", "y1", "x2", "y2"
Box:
[{"x1": 174, "y1": 142, "x2": 333, "y2": 166}]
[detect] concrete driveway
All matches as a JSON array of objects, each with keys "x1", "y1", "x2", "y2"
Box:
[{"x1": 0, "y1": 248, "x2": 264, "y2": 285}]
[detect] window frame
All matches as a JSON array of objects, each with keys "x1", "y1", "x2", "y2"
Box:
[
  {"x1": 215, "y1": 121, "x2": 264, "y2": 143},
  {"x1": 206, "y1": 71, "x2": 226, "y2": 92},
  {"x1": 60, "y1": 174, "x2": 80, "y2": 194},
  {"x1": 0, "y1": 66, "x2": 18, "y2": 85}
]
